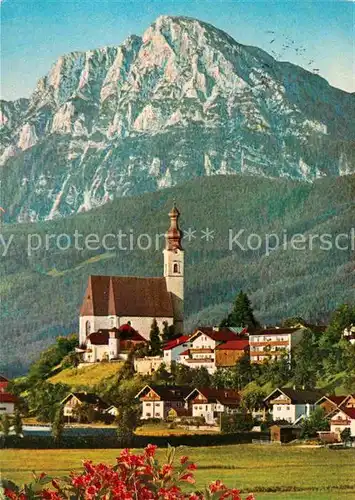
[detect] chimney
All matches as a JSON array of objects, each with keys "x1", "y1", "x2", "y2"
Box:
[{"x1": 213, "y1": 326, "x2": 220, "y2": 332}]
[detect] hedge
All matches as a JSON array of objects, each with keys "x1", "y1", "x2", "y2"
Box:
[{"x1": 1, "y1": 431, "x2": 268, "y2": 449}]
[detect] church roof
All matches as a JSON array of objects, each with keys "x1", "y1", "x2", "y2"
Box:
[{"x1": 80, "y1": 275, "x2": 174, "y2": 318}]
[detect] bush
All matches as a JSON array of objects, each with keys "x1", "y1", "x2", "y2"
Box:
[{"x1": 3, "y1": 445, "x2": 255, "y2": 499}]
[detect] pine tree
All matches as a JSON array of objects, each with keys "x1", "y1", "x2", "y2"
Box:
[
  {"x1": 221, "y1": 291, "x2": 259, "y2": 330},
  {"x1": 116, "y1": 404, "x2": 140, "y2": 446},
  {"x1": 149, "y1": 319, "x2": 162, "y2": 355},
  {"x1": 52, "y1": 406, "x2": 64, "y2": 443},
  {"x1": 13, "y1": 408, "x2": 23, "y2": 436},
  {"x1": 1, "y1": 414, "x2": 10, "y2": 437},
  {"x1": 162, "y1": 321, "x2": 174, "y2": 342}
]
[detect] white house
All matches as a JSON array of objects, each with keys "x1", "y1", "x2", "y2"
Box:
[
  {"x1": 176, "y1": 327, "x2": 245, "y2": 374},
  {"x1": 264, "y1": 388, "x2": 324, "y2": 424},
  {"x1": 330, "y1": 407, "x2": 355, "y2": 437},
  {"x1": 61, "y1": 392, "x2": 108, "y2": 420},
  {"x1": 185, "y1": 388, "x2": 240, "y2": 423},
  {"x1": 0, "y1": 393, "x2": 17, "y2": 415},
  {"x1": 162, "y1": 335, "x2": 192, "y2": 365},
  {"x1": 79, "y1": 205, "x2": 184, "y2": 346},
  {"x1": 135, "y1": 385, "x2": 191, "y2": 420}
]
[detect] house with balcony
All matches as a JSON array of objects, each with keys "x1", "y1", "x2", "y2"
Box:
[
  {"x1": 330, "y1": 407, "x2": 355, "y2": 437},
  {"x1": 176, "y1": 327, "x2": 248, "y2": 374},
  {"x1": 61, "y1": 392, "x2": 108, "y2": 420},
  {"x1": 185, "y1": 387, "x2": 241, "y2": 423},
  {"x1": 249, "y1": 327, "x2": 305, "y2": 364},
  {"x1": 264, "y1": 387, "x2": 324, "y2": 424},
  {"x1": 135, "y1": 385, "x2": 191, "y2": 420}
]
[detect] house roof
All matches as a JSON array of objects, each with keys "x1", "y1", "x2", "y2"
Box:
[
  {"x1": 252, "y1": 325, "x2": 327, "y2": 337},
  {"x1": 163, "y1": 335, "x2": 190, "y2": 351},
  {"x1": 0, "y1": 375, "x2": 9, "y2": 383},
  {"x1": 265, "y1": 387, "x2": 324, "y2": 405},
  {"x1": 136, "y1": 385, "x2": 191, "y2": 401},
  {"x1": 187, "y1": 387, "x2": 240, "y2": 406},
  {"x1": 87, "y1": 325, "x2": 146, "y2": 346},
  {"x1": 80, "y1": 275, "x2": 174, "y2": 318},
  {"x1": 316, "y1": 394, "x2": 348, "y2": 407},
  {"x1": 251, "y1": 327, "x2": 301, "y2": 337},
  {"x1": 215, "y1": 339, "x2": 249, "y2": 351},
  {"x1": 0, "y1": 393, "x2": 17, "y2": 403},
  {"x1": 191, "y1": 327, "x2": 241, "y2": 342},
  {"x1": 180, "y1": 349, "x2": 190, "y2": 356},
  {"x1": 333, "y1": 407, "x2": 355, "y2": 420},
  {"x1": 62, "y1": 392, "x2": 108, "y2": 409}
]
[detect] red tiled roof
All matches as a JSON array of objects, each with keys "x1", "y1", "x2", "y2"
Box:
[
  {"x1": 163, "y1": 335, "x2": 190, "y2": 351},
  {"x1": 192, "y1": 327, "x2": 240, "y2": 342},
  {"x1": 180, "y1": 350, "x2": 190, "y2": 356},
  {"x1": 0, "y1": 393, "x2": 17, "y2": 403},
  {"x1": 216, "y1": 340, "x2": 249, "y2": 351},
  {"x1": 80, "y1": 275, "x2": 174, "y2": 318}
]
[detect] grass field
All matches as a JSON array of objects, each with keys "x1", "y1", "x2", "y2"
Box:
[
  {"x1": 1, "y1": 445, "x2": 354, "y2": 499},
  {"x1": 47, "y1": 362, "x2": 123, "y2": 388}
]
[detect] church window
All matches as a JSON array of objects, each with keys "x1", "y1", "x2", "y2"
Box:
[
  {"x1": 173, "y1": 262, "x2": 180, "y2": 273},
  {"x1": 85, "y1": 321, "x2": 91, "y2": 336}
]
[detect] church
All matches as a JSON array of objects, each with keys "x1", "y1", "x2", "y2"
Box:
[{"x1": 78, "y1": 204, "x2": 184, "y2": 362}]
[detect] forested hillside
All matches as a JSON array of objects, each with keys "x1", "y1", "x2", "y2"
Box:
[{"x1": 1, "y1": 173, "x2": 354, "y2": 375}]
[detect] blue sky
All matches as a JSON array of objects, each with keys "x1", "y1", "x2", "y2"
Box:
[{"x1": 1, "y1": 0, "x2": 354, "y2": 100}]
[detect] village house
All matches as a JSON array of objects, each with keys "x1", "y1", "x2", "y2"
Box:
[
  {"x1": 162, "y1": 335, "x2": 192, "y2": 366},
  {"x1": 61, "y1": 392, "x2": 108, "y2": 421},
  {"x1": 185, "y1": 387, "x2": 241, "y2": 424},
  {"x1": 249, "y1": 325, "x2": 326, "y2": 364},
  {"x1": 0, "y1": 392, "x2": 17, "y2": 415},
  {"x1": 330, "y1": 407, "x2": 355, "y2": 438},
  {"x1": 215, "y1": 339, "x2": 249, "y2": 368},
  {"x1": 264, "y1": 388, "x2": 324, "y2": 424},
  {"x1": 176, "y1": 327, "x2": 248, "y2": 374},
  {"x1": 135, "y1": 385, "x2": 191, "y2": 420},
  {"x1": 315, "y1": 394, "x2": 349, "y2": 415},
  {"x1": 0, "y1": 375, "x2": 18, "y2": 415},
  {"x1": 78, "y1": 205, "x2": 184, "y2": 350},
  {"x1": 77, "y1": 323, "x2": 146, "y2": 363}
]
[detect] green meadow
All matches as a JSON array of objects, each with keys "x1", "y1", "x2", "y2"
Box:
[{"x1": 1, "y1": 444, "x2": 354, "y2": 499}]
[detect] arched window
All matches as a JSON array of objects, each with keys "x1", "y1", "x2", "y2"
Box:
[
  {"x1": 85, "y1": 321, "x2": 91, "y2": 336},
  {"x1": 173, "y1": 263, "x2": 179, "y2": 273}
]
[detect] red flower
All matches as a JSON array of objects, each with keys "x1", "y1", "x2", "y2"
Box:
[{"x1": 145, "y1": 444, "x2": 158, "y2": 457}]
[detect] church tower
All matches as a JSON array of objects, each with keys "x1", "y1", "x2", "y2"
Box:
[{"x1": 163, "y1": 203, "x2": 184, "y2": 335}]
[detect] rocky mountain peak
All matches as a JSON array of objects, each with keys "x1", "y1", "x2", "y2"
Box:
[{"x1": 0, "y1": 16, "x2": 354, "y2": 223}]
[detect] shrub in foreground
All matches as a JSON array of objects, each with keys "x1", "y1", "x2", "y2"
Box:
[{"x1": 4, "y1": 445, "x2": 254, "y2": 499}]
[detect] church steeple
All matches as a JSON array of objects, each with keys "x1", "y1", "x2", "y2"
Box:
[
  {"x1": 165, "y1": 202, "x2": 183, "y2": 251},
  {"x1": 163, "y1": 202, "x2": 184, "y2": 335}
]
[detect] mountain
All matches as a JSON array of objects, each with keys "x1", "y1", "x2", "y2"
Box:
[
  {"x1": 1, "y1": 16, "x2": 354, "y2": 223},
  {"x1": 1, "y1": 174, "x2": 354, "y2": 375}
]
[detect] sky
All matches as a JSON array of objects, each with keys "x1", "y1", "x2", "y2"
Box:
[{"x1": 1, "y1": 0, "x2": 354, "y2": 101}]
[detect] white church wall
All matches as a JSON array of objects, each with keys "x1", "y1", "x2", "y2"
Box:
[{"x1": 120, "y1": 316, "x2": 174, "y2": 340}]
